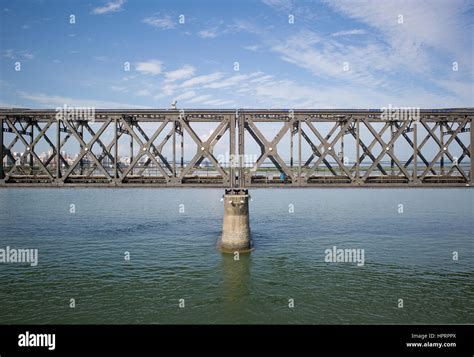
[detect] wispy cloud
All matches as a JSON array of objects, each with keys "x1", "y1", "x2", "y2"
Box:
[
  {"x1": 324, "y1": 0, "x2": 473, "y2": 66},
  {"x1": 187, "y1": 94, "x2": 213, "y2": 103},
  {"x1": 261, "y1": 0, "x2": 293, "y2": 11},
  {"x1": 4, "y1": 0, "x2": 470, "y2": 110},
  {"x1": 18, "y1": 91, "x2": 145, "y2": 109},
  {"x1": 165, "y1": 65, "x2": 196, "y2": 82},
  {"x1": 136, "y1": 60, "x2": 163, "y2": 75},
  {"x1": 180, "y1": 72, "x2": 223, "y2": 88},
  {"x1": 175, "y1": 91, "x2": 197, "y2": 101},
  {"x1": 94, "y1": 56, "x2": 109, "y2": 62},
  {"x1": 202, "y1": 98, "x2": 235, "y2": 106},
  {"x1": 2, "y1": 49, "x2": 34, "y2": 60},
  {"x1": 243, "y1": 44, "x2": 261, "y2": 52},
  {"x1": 110, "y1": 85, "x2": 128, "y2": 93},
  {"x1": 136, "y1": 89, "x2": 151, "y2": 96},
  {"x1": 331, "y1": 29, "x2": 366, "y2": 37},
  {"x1": 197, "y1": 28, "x2": 219, "y2": 38},
  {"x1": 142, "y1": 15, "x2": 176, "y2": 29},
  {"x1": 204, "y1": 72, "x2": 262, "y2": 89},
  {"x1": 92, "y1": 0, "x2": 125, "y2": 15}
]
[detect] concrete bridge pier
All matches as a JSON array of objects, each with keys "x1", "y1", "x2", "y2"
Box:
[{"x1": 219, "y1": 189, "x2": 251, "y2": 252}]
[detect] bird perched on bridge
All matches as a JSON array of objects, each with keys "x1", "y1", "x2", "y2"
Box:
[{"x1": 171, "y1": 100, "x2": 177, "y2": 110}]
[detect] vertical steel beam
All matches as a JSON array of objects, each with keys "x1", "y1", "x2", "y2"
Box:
[
  {"x1": 290, "y1": 126, "x2": 294, "y2": 168},
  {"x1": 29, "y1": 121, "x2": 34, "y2": 168},
  {"x1": 298, "y1": 119, "x2": 301, "y2": 185},
  {"x1": 356, "y1": 118, "x2": 360, "y2": 182},
  {"x1": 129, "y1": 123, "x2": 134, "y2": 176},
  {"x1": 173, "y1": 120, "x2": 176, "y2": 177},
  {"x1": 79, "y1": 122, "x2": 84, "y2": 175},
  {"x1": 413, "y1": 120, "x2": 418, "y2": 182},
  {"x1": 238, "y1": 112, "x2": 245, "y2": 188},
  {"x1": 390, "y1": 122, "x2": 394, "y2": 175},
  {"x1": 229, "y1": 113, "x2": 235, "y2": 188},
  {"x1": 56, "y1": 119, "x2": 61, "y2": 179},
  {"x1": 470, "y1": 116, "x2": 473, "y2": 185},
  {"x1": 0, "y1": 117, "x2": 3, "y2": 180},
  {"x1": 340, "y1": 122, "x2": 344, "y2": 174},
  {"x1": 114, "y1": 117, "x2": 118, "y2": 179},
  {"x1": 440, "y1": 122, "x2": 444, "y2": 175},
  {"x1": 180, "y1": 126, "x2": 184, "y2": 169}
]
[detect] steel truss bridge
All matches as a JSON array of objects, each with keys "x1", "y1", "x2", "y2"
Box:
[{"x1": 0, "y1": 109, "x2": 472, "y2": 188}]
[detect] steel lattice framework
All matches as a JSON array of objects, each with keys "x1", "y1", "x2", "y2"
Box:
[{"x1": 0, "y1": 109, "x2": 472, "y2": 188}]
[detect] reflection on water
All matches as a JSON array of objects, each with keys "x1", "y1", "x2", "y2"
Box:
[
  {"x1": 221, "y1": 252, "x2": 251, "y2": 304},
  {"x1": 0, "y1": 188, "x2": 472, "y2": 324}
]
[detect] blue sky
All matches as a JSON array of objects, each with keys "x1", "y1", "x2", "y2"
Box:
[{"x1": 0, "y1": 0, "x2": 473, "y2": 109}]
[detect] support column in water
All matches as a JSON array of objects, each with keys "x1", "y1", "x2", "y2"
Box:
[{"x1": 219, "y1": 189, "x2": 251, "y2": 252}]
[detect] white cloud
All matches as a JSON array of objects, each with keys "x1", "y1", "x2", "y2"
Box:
[
  {"x1": 136, "y1": 89, "x2": 151, "y2": 96},
  {"x1": 198, "y1": 28, "x2": 218, "y2": 38},
  {"x1": 227, "y1": 19, "x2": 261, "y2": 34},
  {"x1": 142, "y1": 15, "x2": 176, "y2": 29},
  {"x1": 110, "y1": 85, "x2": 128, "y2": 92},
  {"x1": 433, "y1": 79, "x2": 473, "y2": 103},
  {"x1": 187, "y1": 95, "x2": 213, "y2": 103},
  {"x1": 243, "y1": 44, "x2": 261, "y2": 51},
  {"x1": 202, "y1": 98, "x2": 235, "y2": 106},
  {"x1": 251, "y1": 0, "x2": 473, "y2": 108},
  {"x1": 330, "y1": 29, "x2": 366, "y2": 37},
  {"x1": 136, "y1": 60, "x2": 163, "y2": 75},
  {"x1": 324, "y1": 0, "x2": 473, "y2": 66},
  {"x1": 175, "y1": 91, "x2": 197, "y2": 101},
  {"x1": 204, "y1": 72, "x2": 262, "y2": 89},
  {"x1": 180, "y1": 72, "x2": 223, "y2": 88},
  {"x1": 2, "y1": 49, "x2": 34, "y2": 60},
  {"x1": 249, "y1": 74, "x2": 274, "y2": 83},
  {"x1": 18, "y1": 91, "x2": 146, "y2": 109},
  {"x1": 94, "y1": 56, "x2": 108, "y2": 62},
  {"x1": 271, "y1": 29, "x2": 398, "y2": 89},
  {"x1": 22, "y1": 52, "x2": 34, "y2": 60},
  {"x1": 248, "y1": 78, "x2": 467, "y2": 108},
  {"x1": 92, "y1": 0, "x2": 125, "y2": 15},
  {"x1": 153, "y1": 83, "x2": 176, "y2": 99},
  {"x1": 261, "y1": 0, "x2": 293, "y2": 11},
  {"x1": 165, "y1": 65, "x2": 196, "y2": 82}
]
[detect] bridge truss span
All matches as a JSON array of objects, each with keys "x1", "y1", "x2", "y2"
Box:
[{"x1": 0, "y1": 109, "x2": 472, "y2": 188}]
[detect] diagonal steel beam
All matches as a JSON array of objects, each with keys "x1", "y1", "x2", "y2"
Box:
[
  {"x1": 302, "y1": 123, "x2": 339, "y2": 168},
  {"x1": 245, "y1": 117, "x2": 295, "y2": 178},
  {"x1": 300, "y1": 129, "x2": 337, "y2": 176},
  {"x1": 120, "y1": 118, "x2": 170, "y2": 179},
  {"x1": 83, "y1": 121, "x2": 117, "y2": 169},
  {"x1": 361, "y1": 119, "x2": 410, "y2": 181},
  {"x1": 43, "y1": 122, "x2": 75, "y2": 170},
  {"x1": 61, "y1": 119, "x2": 113, "y2": 180},
  {"x1": 85, "y1": 129, "x2": 124, "y2": 177},
  {"x1": 394, "y1": 121, "x2": 436, "y2": 175},
  {"x1": 5, "y1": 119, "x2": 54, "y2": 180},
  {"x1": 134, "y1": 123, "x2": 173, "y2": 175},
  {"x1": 419, "y1": 119, "x2": 469, "y2": 180},
  {"x1": 178, "y1": 117, "x2": 229, "y2": 180},
  {"x1": 348, "y1": 122, "x2": 389, "y2": 175},
  {"x1": 305, "y1": 118, "x2": 354, "y2": 179}
]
